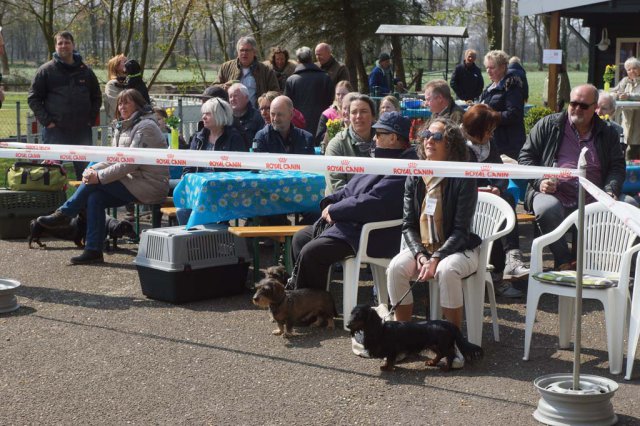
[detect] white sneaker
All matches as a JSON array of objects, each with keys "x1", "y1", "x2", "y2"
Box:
[
  {"x1": 437, "y1": 344, "x2": 465, "y2": 369},
  {"x1": 503, "y1": 249, "x2": 530, "y2": 280},
  {"x1": 352, "y1": 331, "x2": 369, "y2": 358}
]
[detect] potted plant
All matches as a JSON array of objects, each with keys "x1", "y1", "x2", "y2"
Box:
[{"x1": 603, "y1": 64, "x2": 616, "y2": 91}]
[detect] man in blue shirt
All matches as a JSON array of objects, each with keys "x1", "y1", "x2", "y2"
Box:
[{"x1": 253, "y1": 96, "x2": 314, "y2": 154}]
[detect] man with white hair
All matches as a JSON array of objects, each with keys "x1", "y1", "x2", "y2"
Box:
[
  {"x1": 228, "y1": 83, "x2": 264, "y2": 149},
  {"x1": 285, "y1": 46, "x2": 334, "y2": 137},
  {"x1": 597, "y1": 90, "x2": 625, "y2": 149},
  {"x1": 213, "y1": 36, "x2": 279, "y2": 105},
  {"x1": 314, "y1": 42, "x2": 349, "y2": 86},
  {"x1": 253, "y1": 95, "x2": 314, "y2": 154}
]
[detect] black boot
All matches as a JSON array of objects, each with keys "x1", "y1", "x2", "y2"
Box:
[
  {"x1": 71, "y1": 249, "x2": 104, "y2": 265},
  {"x1": 37, "y1": 210, "x2": 72, "y2": 229}
]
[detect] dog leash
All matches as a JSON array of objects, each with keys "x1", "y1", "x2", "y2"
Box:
[{"x1": 381, "y1": 279, "x2": 424, "y2": 322}]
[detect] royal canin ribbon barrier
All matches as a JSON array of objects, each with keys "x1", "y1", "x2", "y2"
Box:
[
  {"x1": 1, "y1": 142, "x2": 639, "y2": 231},
  {"x1": 0, "y1": 142, "x2": 579, "y2": 181}
]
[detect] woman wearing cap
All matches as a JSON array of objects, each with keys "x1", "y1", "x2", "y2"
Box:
[
  {"x1": 387, "y1": 118, "x2": 481, "y2": 366},
  {"x1": 290, "y1": 111, "x2": 417, "y2": 291},
  {"x1": 479, "y1": 50, "x2": 525, "y2": 161},
  {"x1": 324, "y1": 94, "x2": 377, "y2": 195}
]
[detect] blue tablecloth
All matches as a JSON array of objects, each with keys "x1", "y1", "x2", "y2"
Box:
[{"x1": 174, "y1": 170, "x2": 326, "y2": 228}]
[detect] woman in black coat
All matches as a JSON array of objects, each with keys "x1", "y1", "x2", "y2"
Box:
[{"x1": 387, "y1": 118, "x2": 481, "y2": 333}]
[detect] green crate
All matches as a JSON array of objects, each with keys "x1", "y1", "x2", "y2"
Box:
[{"x1": 0, "y1": 189, "x2": 67, "y2": 239}]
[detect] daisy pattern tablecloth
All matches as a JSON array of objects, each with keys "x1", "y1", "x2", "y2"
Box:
[{"x1": 174, "y1": 170, "x2": 325, "y2": 228}]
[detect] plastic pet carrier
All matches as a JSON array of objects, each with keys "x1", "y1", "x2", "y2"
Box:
[{"x1": 134, "y1": 224, "x2": 251, "y2": 303}]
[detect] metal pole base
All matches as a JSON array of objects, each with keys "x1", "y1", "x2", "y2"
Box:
[
  {"x1": 533, "y1": 373, "x2": 618, "y2": 426},
  {"x1": 0, "y1": 279, "x2": 21, "y2": 313}
]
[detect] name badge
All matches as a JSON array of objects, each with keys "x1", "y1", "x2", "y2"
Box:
[{"x1": 423, "y1": 197, "x2": 437, "y2": 216}]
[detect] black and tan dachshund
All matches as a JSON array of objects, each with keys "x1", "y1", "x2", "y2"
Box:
[{"x1": 347, "y1": 304, "x2": 484, "y2": 371}]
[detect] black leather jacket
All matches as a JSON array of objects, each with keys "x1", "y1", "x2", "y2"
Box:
[
  {"x1": 518, "y1": 111, "x2": 625, "y2": 212},
  {"x1": 402, "y1": 176, "x2": 481, "y2": 260}
]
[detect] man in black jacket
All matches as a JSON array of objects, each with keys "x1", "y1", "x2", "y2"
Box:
[
  {"x1": 285, "y1": 46, "x2": 334, "y2": 137},
  {"x1": 519, "y1": 84, "x2": 627, "y2": 269},
  {"x1": 253, "y1": 96, "x2": 314, "y2": 155},
  {"x1": 450, "y1": 49, "x2": 484, "y2": 102},
  {"x1": 229, "y1": 83, "x2": 265, "y2": 150},
  {"x1": 28, "y1": 31, "x2": 101, "y2": 178}
]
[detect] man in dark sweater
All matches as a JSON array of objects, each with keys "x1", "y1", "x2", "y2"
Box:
[
  {"x1": 285, "y1": 46, "x2": 334, "y2": 137},
  {"x1": 28, "y1": 31, "x2": 101, "y2": 178},
  {"x1": 450, "y1": 49, "x2": 484, "y2": 102}
]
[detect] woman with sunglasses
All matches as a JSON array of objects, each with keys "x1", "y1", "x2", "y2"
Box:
[
  {"x1": 611, "y1": 57, "x2": 640, "y2": 159},
  {"x1": 387, "y1": 118, "x2": 481, "y2": 367},
  {"x1": 479, "y1": 50, "x2": 526, "y2": 161}
]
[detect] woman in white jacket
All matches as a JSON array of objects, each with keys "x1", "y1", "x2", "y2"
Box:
[
  {"x1": 611, "y1": 56, "x2": 640, "y2": 159},
  {"x1": 37, "y1": 89, "x2": 169, "y2": 264}
]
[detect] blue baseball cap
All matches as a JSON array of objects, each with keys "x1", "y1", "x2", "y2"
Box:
[{"x1": 372, "y1": 111, "x2": 410, "y2": 140}]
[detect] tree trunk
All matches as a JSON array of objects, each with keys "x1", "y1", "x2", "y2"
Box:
[
  {"x1": 485, "y1": 0, "x2": 502, "y2": 50},
  {"x1": 123, "y1": 0, "x2": 138, "y2": 56},
  {"x1": 526, "y1": 16, "x2": 543, "y2": 71},
  {"x1": 391, "y1": 35, "x2": 405, "y2": 87},
  {"x1": 139, "y1": 0, "x2": 150, "y2": 69},
  {"x1": 147, "y1": 0, "x2": 194, "y2": 89},
  {"x1": 342, "y1": 0, "x2": 361, "y2": 91}
]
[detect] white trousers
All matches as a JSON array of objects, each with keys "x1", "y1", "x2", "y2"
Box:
[{"x1": 387, "y1": 247, "x2": 480, "y2": 309}]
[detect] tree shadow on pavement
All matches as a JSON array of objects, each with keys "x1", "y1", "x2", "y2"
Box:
[{"x1": 16, "y1": 285, "x2": 164, "y2": 310}]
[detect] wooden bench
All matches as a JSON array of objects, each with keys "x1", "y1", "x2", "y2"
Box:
[
  {"x1": 517, "y1": 213, "x2": 536, "y2": 224},
  {"x1": 228, "y1": 225, "x2": 306, "y2": 282},
  {"x1": 160, "y1": 207, "x2": 178, "y2": 226}
]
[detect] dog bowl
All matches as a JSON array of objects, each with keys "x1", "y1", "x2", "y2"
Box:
[{"x1": 0, "y1": 279, "x2": 21, "y2": 313}]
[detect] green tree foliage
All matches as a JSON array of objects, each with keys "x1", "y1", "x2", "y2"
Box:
[{"x1": 261, "y1": 0, "x2": 415, "y2": 92}]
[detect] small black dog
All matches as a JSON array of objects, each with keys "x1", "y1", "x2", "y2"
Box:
[
  {"x1": 29, "y1": 214, "x2": 86, "y2": 249},
  {"x1": 124, "y1": 59, "x2": 151, "y2": 104},
  {"x1": 347, "y1": 304, "x2": 484, "y2": 371},
  {"x1": 30, "y1": 213, "x2": 136, "y2": 249}
]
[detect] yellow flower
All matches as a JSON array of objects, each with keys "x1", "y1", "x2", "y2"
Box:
[{"x1": 326, "y1": 118, "x2": 344, "y2": 140}]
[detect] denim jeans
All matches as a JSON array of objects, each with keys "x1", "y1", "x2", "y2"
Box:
[
  {"x1": 60, "y1": 181, "x2": 137, "y2": 252},
  {"x1": 42, "y1": 126, "x2": 92, "y2": 179}
]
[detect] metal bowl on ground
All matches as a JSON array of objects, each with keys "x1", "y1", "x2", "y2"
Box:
[{"x1": 0, "y1": 279, "x2": 21, "y2": 313}]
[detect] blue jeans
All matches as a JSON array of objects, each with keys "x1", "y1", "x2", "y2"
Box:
[
  {"x1": 60, "y1": 181, "x2": 137, "y2": 252},
  {"x1": 42, "y1": 126, "x2": 92, "y2": 179},
  {"x1": 532, "y1": 192, "x2": 573, "y2": 267}
]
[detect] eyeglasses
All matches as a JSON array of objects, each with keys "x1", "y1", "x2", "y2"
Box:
[
  {"x1": 419, "y1": 130, "x2": 444, "y2": 141},
  {"x1": 569, "y1": 101, "x2": 595, "y2": 110}
]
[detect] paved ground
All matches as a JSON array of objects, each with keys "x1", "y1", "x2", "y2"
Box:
[{"x1": 1, "y1": 219, "x2": 639, "y2": 425}]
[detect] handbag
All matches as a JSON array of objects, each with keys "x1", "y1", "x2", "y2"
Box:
[{"x1": 6, "y1": 162, "x2": 67, "y2": 192}]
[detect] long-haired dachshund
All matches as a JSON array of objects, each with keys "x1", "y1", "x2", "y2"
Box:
[
  {"x1": 252, "y1": 268, "x2": 337, "y2": 338},
  {"x1": 347, "y1": 304, "x2": 484, "y2": 371}
]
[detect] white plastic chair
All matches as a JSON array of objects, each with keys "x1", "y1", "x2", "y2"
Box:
[
  {"x1": 626, "y1": 253, "x2": 640, "y2": 380},
  {"x1": 428, "y1": 192, "x2": 516, "y2": 346},
  {"x1": 329, "y1": 219, "x2": 402, "y2": 331},
  {"x1": 523, "y1": 201, "x2": 640, "y2": 375}
]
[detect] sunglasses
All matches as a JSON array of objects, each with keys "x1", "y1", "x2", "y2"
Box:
[
  {"x1": 419, "y1": 130, "x2": 444, "y2": 141},
  {"x1": 569, "y1": 101, "x2": 595, "y2": 110},
  {"x1": 375, "y1": 130, "x2": 391, "y2": 136}
]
